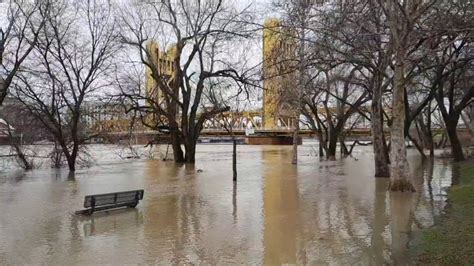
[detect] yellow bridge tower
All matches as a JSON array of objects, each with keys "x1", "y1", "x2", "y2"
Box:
[{"x1": 262, "y1": 18, "x2": 298, "y2": 130}]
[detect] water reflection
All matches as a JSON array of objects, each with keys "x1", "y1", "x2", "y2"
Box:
[
  {"x1": 0, "y1": 145, "x2": 452, "y2": 264},
  {"x1": 262, "y1": 148, "x2": 300, "y2": 264},
  {"x1": 372, "y1": 178, "x2": 389, "y2": 265},
  {"x1": 390, "y1": 192, "x2": 414, "y2": 265},
  {"x1": 76, "y1": 209, "x2": 144, "y2": 237},
  {"x1": 232, "y1": 182, "x2": 237, "y2": 222}
]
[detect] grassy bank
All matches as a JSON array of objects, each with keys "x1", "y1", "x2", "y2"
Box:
[{"x1": 415, "y1": 160, "x2": 474, "y2": 264}]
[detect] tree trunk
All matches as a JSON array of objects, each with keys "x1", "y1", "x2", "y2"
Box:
[
  {"x1": 232, "y1": 136, "x2": 237, "y2": 182},
  {"x1": 291, "y1": 122, "x2": 299, "y2": 164},
  {"x1": 15, "y1": 146, "x2": 32, "y2": 170},
  {"x1": 389, "y1": 61, "x2": 415, "y2": 192},
  {"x1": 408, "y1": 133, "x2": 427, "y2": 160},
  {"x1": 170, "y1": 131, "x2": 184, "y2": 162},
  {"x1": 315, "y1": 133, "x2": 325, "y2": 157},
  {"x1": 340, "y1": 137, "x2": 350, "y2": 157},
  {"x1": 184, "y1": 138, "x2": 197, "y2": 163},
  {"x1": 371, "y1": 80, "x2": 390, "y2": 177},
  {"x1": 66, "y1": 156, "x2": 76, "y2": 172},
  {"x1": 65, "y1": 144, "x2": 79, "y2": 172},
  {"x1": 0, "y1": 78, "x2": 5, "y2": 106},
  {"x1": 315, "y1": 117, "x2": 328, "y2": 157},
  {"x1": 6, "y1": 120, "x2": 32, "y2": 170},
  {"x1": 446, "y1": 118, "x2": 465, "y2": 162},
  {"x1": 470, "y1": 105, "x2": 474, "y2": 136},
  {"x1": 426, "y1": 108, "x2": 435, "y2": 157},
  {"x1": 461, "y1": 112, "x2": 474, "y2": 149},
  {"x1": 319, "y1": 141, "x2": 324, "y2": 157},
  {"x1": 451, "y1": 162, "x2": 461, "y2": 186},
  {"x1": 57, "y1": 141, "x2": 77, "y2": 172},
  {"x1": 52, "y1": 142, "x2": 63, "y2": 168},
  {"x1": 320, "y1": 129, "x2": 329, "y2": 157},
  {"x1": 326, "y1": 127, "x2": 338, "y2": 161}
]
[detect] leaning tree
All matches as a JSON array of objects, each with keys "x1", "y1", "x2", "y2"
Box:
[{"x1": 12, "y1": 0, "x2": 120, "y2": 171}]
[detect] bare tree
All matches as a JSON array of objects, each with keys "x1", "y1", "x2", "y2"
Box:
[
  {"x1": 0, "y1": 0, "x2": 46, "y2": 105},
  {"x1": 307, "y1": 0, "x2": 392, "y2": 175},
  {"x1": 12, "y1": 0, "x2": 119, "y2": 171},
  {"x1": 280, "y1": 0, "x2": 394, "y2": 174},
  {"x1": 378, "y1": 0, "x2": 438, "y2": 191},
  {"x1": 461, "y1": 104, "x2": 473, "y2": 141},
  {"x1": 207, "y1": 81, "x2": 256, "y2": 182},
  {"x1": 0, "y1": 99, "x2": 50, "y2": 169},
  {"x1": 214, "y1": 110, "x2": 239, "y2": 181},
  {"x1": 429, "y1": 1, "x2": 474, "y2": 161},
  {"x1": 2, "y1": 118, "x2": 34, "y2": 170},
  {"x1": 274, "y1": 0, "x2": 316, "y2": 164},
  {"x1": 303, "y1": 66, "x2": 371, "y2": 160},
  {"x1": 119, "y1": 0, "x2": 257, "y2": 164}
]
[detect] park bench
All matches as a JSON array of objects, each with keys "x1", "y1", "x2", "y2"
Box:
[{"x1": 76, "y1": 189, "x2": 144, "y2": 215}]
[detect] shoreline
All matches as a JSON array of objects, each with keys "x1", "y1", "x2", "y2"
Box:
[{"x1": 413, "y1": 160, "x2": 474, "y2": 264}]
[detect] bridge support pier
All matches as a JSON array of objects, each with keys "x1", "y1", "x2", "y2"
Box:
[{"x1": 245, "y1": 136, "x2": 302, "y2": 145}]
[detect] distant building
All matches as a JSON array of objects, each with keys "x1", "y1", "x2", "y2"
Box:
[
  {"x1": 81, "y1": 102, "x2": 143, "y2": 134},
  {"x1": 0, "y1": 97, "x2": 48, "y2": 144},
  {"x1": 0, "y1": 118, "x2": 14, "y2": 137}
]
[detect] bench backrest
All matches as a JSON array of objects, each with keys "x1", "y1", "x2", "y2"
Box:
[{"x1": 84, "y1": 190, "x2": 144, "y2": 208}]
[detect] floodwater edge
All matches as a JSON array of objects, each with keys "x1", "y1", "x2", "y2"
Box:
[{"x1": 413, "y1": 160, "x2": 474, "y2": 264}]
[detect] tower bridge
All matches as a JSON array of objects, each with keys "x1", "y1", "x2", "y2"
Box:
[{"x1": 88, "y1": 19, "x2": 373, "y2": 145}]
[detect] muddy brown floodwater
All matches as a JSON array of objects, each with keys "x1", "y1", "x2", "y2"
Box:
[{"x1": 0, "y1": 144, "x2": 453, "y2": 264}]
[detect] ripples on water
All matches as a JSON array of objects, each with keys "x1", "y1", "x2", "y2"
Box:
[{"x1": 0, "y1": 143, "x2": 452, "y2": 264}]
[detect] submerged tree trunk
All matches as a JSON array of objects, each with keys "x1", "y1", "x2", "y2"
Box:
[
  {"x1": 66, "y1": 156, "x2": 76, "y2": 172},
  {"x1": 170, "y1": 131, "x2": 184, "y2": 162},
  {"x1": 461, "y1": 111, "x2": 473, "y2": 149},
  {"x1": 64, "y1": 143, "x2": 79, "y2": 172},
  {"x1": 319, "y1": 142, "x2": 325, "y2": 157},
  {"x1": 468, "y1": 106, "x2": 474, "y2": 136},
  {"x1": 408, "y1": 132, "x2": 427, "y2": 161},
  {"x1": 185, "y1": 140, "x2": 196, "y2": 163},
  {"x1": 446, "y1": 118, "x2": 465, "y2": 162},
  {"x1": 232, "y1": 136, "x2": 237, "y2": 181},
  {"x1": 389, "y1": 60, "x2": 415, "y2": 192},
  {"x1": 436, "y1": 90, "x2": 466, "y2": 162},
  {"x1": 327, "y1": 129, "x2": 337, "y2": 161},
  {"x1": 315, "y1": 132, "x2": 325, "y2": 157},
  {"x1": 5, "y1": 120, "x2": 32, "y2": 170},
  {"x1": 317, "y1": 122, "x2": 328, "y2": 158},
  {"x1": 372, "y1": 79, "x2": 390, "y2": 177},
  {"x1": 425, "y1": 107, "x2": 435, "y2": 157},
  {"x1": 184, "y1": 127, "x2": 199, "y2": 163},
  {"x1": 55, "y1": 140, "x2": 77, "y2": 172},
  {"x1": 63, "y1": 147, "x2": 77, "y2": 172},
  {"x1": 13, "y1": 144, "x2": 32, "y2": 170},
  {"x1": 291, "y1": 121, "x2": 299, "y2": 164}
]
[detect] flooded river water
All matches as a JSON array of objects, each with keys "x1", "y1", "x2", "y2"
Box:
[{"x1": 0, "y1": 144, "x2": 452, "y2": 264}]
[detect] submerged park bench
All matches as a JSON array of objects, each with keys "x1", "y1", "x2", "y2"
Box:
[{"x1": 76, "y1": 189, "x2": 144, "y2": 215}]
